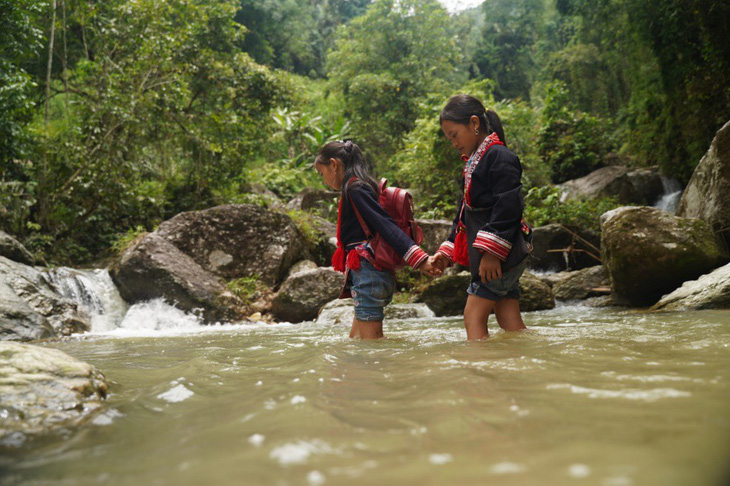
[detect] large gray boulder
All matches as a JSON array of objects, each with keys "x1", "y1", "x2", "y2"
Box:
[
  {"x1": 560, "y1": 165, "x2": 664, "y2": 205},
  {"x1": 0, "y1": 231, "x2": 34, "y2": 265},
  {"x1": 552, "y1": 266, "x2": 611, "y2": 301},
  {"x1": 677, "y1": 120, "x2": 730, "y2": 252},
  {"x1": 109, "y1": 233, "x2": 244, "y2": 322},
  {"x1": 651, "y1": 263, "x2": 730, "y2": 311},
  {"x1": 156, "y1": 204, "x2": 305, "y2": 286},
  {"x1": 601, "y1": 206, "x2": 726, "y2": 306},
  {"x1": 0, "y1": 257, "x2": 90, "y2": 341},
  {"x1": 0, "y1": 342, "x2": 108, "y2": 448},
  {"x1": 519, "y1": 271, "x2": 556, "y2": 311},
  {"x1": 316, "y1": 298, "x2": 434, "y2": 325},
  {"x1": 271, "y1": 267, "x2": 344, "y2": 322},
  {"x1": 416, "y1": 272, "x2": 471, "y2": 317},
  {"x1": 529, "y1": 224, "x2": 602, "y2": 271},
  {"x1": 417, "y1": 219, "x2": 453, "y2": 254}
]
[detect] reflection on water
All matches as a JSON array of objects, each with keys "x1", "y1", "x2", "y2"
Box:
[{"x1": 2, "y1": 305, "x2": 730, "y2": 486}]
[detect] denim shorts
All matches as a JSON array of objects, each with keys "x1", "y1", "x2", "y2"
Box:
[
  {"x1": 467, "y1": 260, "x2": 527, "y2": 302},
  {"x1": 350, "y1": 259, "x2": 396, "y2": 321}
]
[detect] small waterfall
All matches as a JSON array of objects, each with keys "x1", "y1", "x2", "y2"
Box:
[
  {"x1": 654, "y1": 177, "x2": 683, "y2": 213},
  {"x1": 44, "y1": 268, "x2": 129, "y2": 332},
  {"x1": 43, "y1": 268, "x2": 223, "y2": 336}
]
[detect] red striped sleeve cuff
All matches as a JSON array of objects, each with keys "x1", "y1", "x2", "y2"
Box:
[
  {"x1": 437, "y1": 241, "x2": 455, "y2": 262},
  {"x1": 404, "y1": 245, "x2": 428, "y2": 269},
  {"x1": 473, "y1": 231, "x2": 512, "y2": 261}
]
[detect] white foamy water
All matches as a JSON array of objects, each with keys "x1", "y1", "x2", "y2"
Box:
[{"x1": 654, "y1": 176, "x2": 683, "y2": 213}]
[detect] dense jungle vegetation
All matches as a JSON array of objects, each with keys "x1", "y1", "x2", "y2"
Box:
[{"x1": 1, "y1": 0, "x2": 729, "y2": 264}]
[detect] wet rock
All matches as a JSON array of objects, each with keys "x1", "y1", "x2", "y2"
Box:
[
  {"x1": 156, "y1": 204, "x2": 305, "y2": 286},
  {"x1": 651, "y1": 263, "x2": 730, "y2": 311},
  {"x1": 600, "y1": 206, "x2": 726, "y2": 306},
  {"x1": 0, "y1": 257, "x2": 90, "y2": 341},
  {"x1": 417, "y1": 219, "x2": 453, "y2": 254},
  {"x1": 0, "y1": 231, "x2": 34, "y2": 266},
  {"x1": 582, "y1": 295, "x2": 622, "y2": 308},
  {"x1": 316, "y1": 299, "x2": 434, "y2": 326},
  {"x1": 519, "y1": 271, "x2": 556, "y2": 311},
  {"x1": 552, "y1": 266, "x2": 611, "y2": 301},
  {"x1": 109, "y1": 233, "x2": 245, "y2": 322},
  {"x1": 559, "y1": 165, "x2": 664, "y2": 205},
  {"x1": 416, "y1": 272, "x2": 471, "y2": 317},
  {"x1": 677, "y1": 119, "x2": 730, "y2": 252},
  {"x1": 271, "y1": 267, "x2": 345, "y2": 322},
  {"x1": 0, "y1": 342, "x2": 108, "y2": 448},
  {"x1": 529, "y1": 224, "x2": 602, "y2": 271}
]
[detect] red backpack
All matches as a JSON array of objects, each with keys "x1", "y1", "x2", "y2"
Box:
[{"x1": 350, "y1": 178, "x2": 424, "y2": 272}]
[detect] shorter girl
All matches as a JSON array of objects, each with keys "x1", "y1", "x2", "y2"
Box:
[
  {"x1": 431, "y1": 95, "x2": 531, "y2": 340},
  {"x1": 314, "y1": 140, "x2": 440, "y2": 339}
]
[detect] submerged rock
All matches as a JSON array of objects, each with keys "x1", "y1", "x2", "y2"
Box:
[
  {"x1": 0, "y1": 257, "x2": 90, "y2": 341},
  {"x1": 0, "y1": 231, "x2": 34, "y2": 266},
  {"x1": 559, "y1": 165, "x2": 664, "y2": 205},
  {"x1": 519, "y1": 271, "x2": 556, "y2": 311},
  {"x1": 316, "y1": 299, "x2": 435, "y2": 326},
  {"x1": 677, "y1": 119, "x2": 730, "y2": 252},
  {"x1": 271, "y1": 267, "x2": 344, "y2": 323},
  {"x1": 416, "y1": 272, "x2": 471, "y2": 317},
  {"x1": 600, "y1": 206, "x2": 726, "y2": 306},
  {"x1": 0, "y1": 342, "x2": 108, "y2": 448},
  {"x1": 651, "y1": 263, "x2": 730, "y2": 311},
  {"x1": 109, "y1": 233, "x2": 245, "y2": 322},
  {"x1": 552, "y1": 266, "x2": 611, "y2": 301}
]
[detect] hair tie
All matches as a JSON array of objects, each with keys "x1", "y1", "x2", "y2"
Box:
[{"x1": 344, "y1": 140, "x2": 353, "y2": 152}]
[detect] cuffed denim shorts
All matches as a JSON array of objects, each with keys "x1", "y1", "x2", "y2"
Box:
[
  {"x1": 350, "y1": 259, "x2": 396, "y2": 322},
  {"x1": 467, "y1": 260, "x2": 527, "y2": 302}
]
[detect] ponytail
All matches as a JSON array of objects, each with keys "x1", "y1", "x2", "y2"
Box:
[
  {"x1": 440, "y1": 94, "x2": 508, "y2": 147},
  {"x1": 314, "y1": 140, "x2": 378, "y2": 197}
]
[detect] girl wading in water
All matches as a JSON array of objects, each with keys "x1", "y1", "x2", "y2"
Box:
[
  {"x1": 314, "y1": 140, "x2": 441, "y2": 339},
  {"x1": 431, "y1": 95, "x2": 532, "y2": 340}
]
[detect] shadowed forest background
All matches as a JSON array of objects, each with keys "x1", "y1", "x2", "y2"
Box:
[{"x1": 1, "y1": 0, "x2": 729, "y2": 264}]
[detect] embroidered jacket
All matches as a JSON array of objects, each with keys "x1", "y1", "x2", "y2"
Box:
[
  {"x1": 437, "y1": 141, "x2": 524, "y2": 263},
  {"x1": 340, "y1": 183, "x2": 428, "y2": 269}
]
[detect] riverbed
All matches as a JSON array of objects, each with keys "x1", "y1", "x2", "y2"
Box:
[{"x1": 2, "y1": 304, "x2": 729, "y2": 486}]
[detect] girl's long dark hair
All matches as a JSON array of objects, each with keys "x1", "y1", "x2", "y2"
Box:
[
  {"x1": 439, "y1": 94, "x2": 507, "y2": 147},
  {"x1": 314, "y1": 140, "x2": 378, "y2": 197}
]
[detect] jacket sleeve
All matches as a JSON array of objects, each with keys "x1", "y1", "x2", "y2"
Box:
[
  {"x1": 349, "y1": 186, "x2": 429, "y2": 269},
  {"x1": 473, "y1": 149, "x2": 524, "y2": 261}
]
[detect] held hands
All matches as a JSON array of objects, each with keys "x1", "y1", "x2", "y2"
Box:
[
  {"x1": 429, "y1": 253, "x2": 451, "y2": 273},
  {"x1": 418, "y1": 258, "x2": 443, "y2": 278},
  {"x1": 479, "y1": 252, "x2": 502, "y2": 283}
]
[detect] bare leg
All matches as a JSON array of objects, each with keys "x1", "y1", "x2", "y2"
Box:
[
  {"x1": 463, "y1": 295, "x2": 497, "y2": 340},
  {"x1": 494, "y1": 298, "x2": 526, "y2": 332},
  {"x1": 349, "y1": 318, "x2": 384, "y2": 339}
]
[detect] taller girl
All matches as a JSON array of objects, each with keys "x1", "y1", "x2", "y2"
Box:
[{"x1": 432, "y1": 95, "x2": 532, "y2": 340}]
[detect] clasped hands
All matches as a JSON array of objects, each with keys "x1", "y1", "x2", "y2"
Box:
[{"x1": 419, "y1": 251, "x2": 502, "y2": 283}]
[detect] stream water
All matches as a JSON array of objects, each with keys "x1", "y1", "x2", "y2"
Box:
[{"x1": 1, "y1": 271, "x2": 730, "y2": 486}]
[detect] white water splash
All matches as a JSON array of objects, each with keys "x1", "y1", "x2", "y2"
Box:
[
  {"x1": 157, "y1": 383, "x2": 194, "y2": 403},
  {"x1": 654, "y1": 176, "x2": 683, "y2": 213}
]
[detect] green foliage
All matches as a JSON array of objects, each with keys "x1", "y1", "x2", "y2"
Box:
[
  {"x1": 538, "y1": 82, "x2": 611, "y2": 183},
  {"x1": 327, "y1": 0, "x2": 463, "y2": 162},
  {"x1": 111, "y1": 226, "x2": 149, "y2": 256},
  {"x1": 523, "y1": 186, "x2": 621, "y2": 231},
  {"x1": 226, "y1": 275, "x2": 264, "y2": 305},
  {"x1": 286, "y1": 209, "x2": 321, "y2": 248}
]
